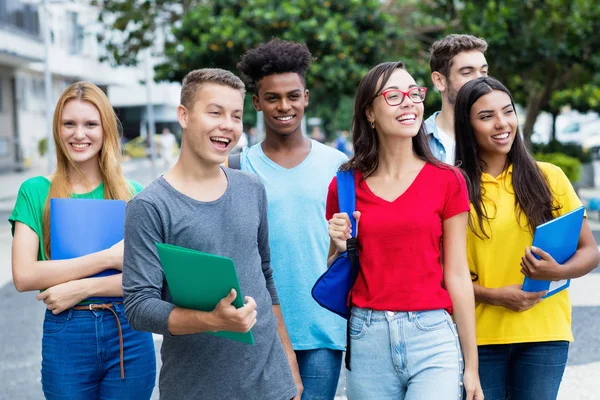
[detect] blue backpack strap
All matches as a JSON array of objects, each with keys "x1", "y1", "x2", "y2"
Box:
[
  {"x1": 336, "y1": 169, "x2": 359, "y2": 371},
  {"x1": 336, "y1": 170, "x2": 357, "y2": 237}
]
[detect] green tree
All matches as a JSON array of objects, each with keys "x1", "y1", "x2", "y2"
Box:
[
  {"x1": 425, "y1": 0, "x2": 600, "y2": 145},
  {"x1": 547, "y1": 82, "x2": 600, "y2": 141},
  {"x1": 94, "y1": 0, "x2": 202, "y2": 66},
  {"x1": 96, "y1": 0, "x2": 401, "y2": 137}
]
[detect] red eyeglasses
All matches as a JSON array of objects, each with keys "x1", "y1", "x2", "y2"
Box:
[{"x1": 374, "y1": 87, "x2": 427, "y2": 106}]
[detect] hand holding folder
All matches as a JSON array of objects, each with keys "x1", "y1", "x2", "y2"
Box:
[
  {"x1": 522, "y1": 206, "x2": 585, "y2": 298},
  {"x1": 155, "y1": 243, "x2": 255, "y2": 344}
]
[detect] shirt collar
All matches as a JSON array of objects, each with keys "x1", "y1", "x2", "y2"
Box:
[
  {"x1": 481, "y1": 164, "x2": 513, "y2": 183},
  {"x1": 424, "y1": 111, "x2": 441, "y2": 139}
]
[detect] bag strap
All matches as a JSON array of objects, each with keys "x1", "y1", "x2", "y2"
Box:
[
  {"x1": 336, "y1": 169, "x2": 359, "y2": 371},
  {"x1": 336, "y1": 170, "x2": 357, "y2": 237},
  {"x1": 226, "y1": 153, "x2": 242, "y2": 170}
]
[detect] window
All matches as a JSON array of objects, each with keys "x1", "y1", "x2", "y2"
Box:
[
  {"x1": 0, "y1": 0, "x2": 41, "y2": 37},
  {"x1": 68, "y1": 11, "x2": 84, "y2": 55},
  {"x1": 0, "y1": 79, "x2": 3, "y2": 113}
]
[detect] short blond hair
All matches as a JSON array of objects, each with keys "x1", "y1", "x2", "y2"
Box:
[{"x1": 180, "y1": 68, "x2": 245, "y2": 109}]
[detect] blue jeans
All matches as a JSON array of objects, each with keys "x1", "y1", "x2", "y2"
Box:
[
  {"x1": 295, "y1": 348, "x2": 343, "y2": 400},
  {"x1": 346, "y1": 308, "x2": 463, "y2": 400},
  {"x1": 478, "y1": 341, "x2": 569, "y2": 400},
  {"x1": 41, "y1": 303, "x2": 156, "y2": 399}
]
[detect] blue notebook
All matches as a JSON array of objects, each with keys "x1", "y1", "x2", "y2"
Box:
[
  {"x1": 50, "y1": 198, "x2": 126, "y2": 301},
  {"x1": 522, "y1": 206, "x2": 585, "y2": 298}
]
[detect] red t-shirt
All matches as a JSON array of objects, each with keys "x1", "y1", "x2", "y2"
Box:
[{"x1": 325, "y1": 163, "x2": 469, "y2": 313}]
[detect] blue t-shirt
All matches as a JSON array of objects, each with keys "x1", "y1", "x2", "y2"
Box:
[{"x1": 241, "y1": 140, "x2": 347, "y2": 351}]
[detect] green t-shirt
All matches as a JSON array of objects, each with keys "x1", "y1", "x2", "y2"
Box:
[{"x1": 9, "y1": 176, "x2": 144, "y2": 261}]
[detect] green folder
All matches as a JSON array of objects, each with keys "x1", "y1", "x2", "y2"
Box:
[{"x1": 155, "y1": 242, "x2": 254, "y2": 345}]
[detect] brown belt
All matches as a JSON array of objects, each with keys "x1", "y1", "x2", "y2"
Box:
[{"x1": 73, "y1": 302, "x2": 125, "y2": 379}]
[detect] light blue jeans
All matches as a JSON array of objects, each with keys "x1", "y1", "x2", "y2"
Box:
[{"x1": 346, "y1": 308, "x2": 464, "y2": 400}]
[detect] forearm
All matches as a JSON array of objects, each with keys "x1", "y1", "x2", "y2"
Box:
[
  {"x1": 473, "y1": 282, "x2": 499, "y2": 306},
  {"x1": 79, "y1": 274, "x2": 123, "y2": 298},
  {"x1": 327, "y1": 250, "x2": 342, "y2": 266},
  {"x1": 168, "y1": 307, "x2": 219, "y2": 336},
  {"x1": 273, "y1": 305, "x2": 301, "y2": 383},
  {"x1": 13, "y1": 250, "x2": 116, "y2": 292},
  {"x1": 273, "y1": 305, "x2": 297, "y2": 359},
  {"x1": 123, "y1": 288, "x2": 177, "y2": 335},
  {"x1": 446, "y1": 274, "x2": 479, "y2": 371},
  {"x1": 560, "y1": 246, "x2": 600, "y2": 279}
]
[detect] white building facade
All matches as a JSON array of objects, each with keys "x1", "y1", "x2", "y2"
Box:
[{"x1": 0, "y1": 0, "x2": 180, "y2": 172}]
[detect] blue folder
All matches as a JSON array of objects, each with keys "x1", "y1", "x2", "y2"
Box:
[
  {"x1": 50, "y1": 198, "x2": 126, "y2": 301},
  {"x1": 522, "y1": 206, "x2": 585, "y2": 298}
]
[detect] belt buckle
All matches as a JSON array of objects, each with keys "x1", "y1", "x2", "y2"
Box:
[{"x1": 89, "y1": 304, "x2": 94, "y2": 311}]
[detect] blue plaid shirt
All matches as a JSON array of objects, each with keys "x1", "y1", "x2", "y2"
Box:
[{"x1": 424, "y1": 111, "x2": 448, "y2": 163}]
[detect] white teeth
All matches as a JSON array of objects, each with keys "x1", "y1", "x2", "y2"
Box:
[
  {"x1": 397, "y1": 114, "x2": 416, "y2": 122},
  {"x1": 492, "y1": 133, "x2": 509, "y2": 140},
  {"x1": 276, "y1": 116, "x2": 293, "y2": 121},
  {"x1": 210, "y1": 137, "x2": 230, "y2": 144},
  {"x1": 72, "y1": 143, "x2": 90, "y2": 149}
]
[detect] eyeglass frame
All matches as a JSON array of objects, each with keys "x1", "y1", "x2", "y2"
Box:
[{"x1": 372, "y1": 87, "x2": 428, "y2": 106}]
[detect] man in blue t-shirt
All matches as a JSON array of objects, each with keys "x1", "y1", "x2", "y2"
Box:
[{"x1": 237, "y1": 39, "x2": 347, "y2": 399}]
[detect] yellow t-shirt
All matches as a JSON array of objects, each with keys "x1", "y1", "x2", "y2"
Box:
[{"x1": 467, "y1": 162, "x2": 583, "y2": 345}]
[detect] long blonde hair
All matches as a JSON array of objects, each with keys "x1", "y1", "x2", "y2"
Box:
[{"x1": 43, "y1": 81, "x2": 134, "y2": 259}]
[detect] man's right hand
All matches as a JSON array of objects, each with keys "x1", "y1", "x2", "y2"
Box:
[
  {"x1": 211, "y1": 289, "x2": 257, "y2": 333},
  {"x1": 492, "y1": 284, "x2": 546, "y2": 312}
]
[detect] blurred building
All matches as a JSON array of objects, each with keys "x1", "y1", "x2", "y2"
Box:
[
  {"x1": 0, "y1": 0, "x2": 180, "y2": 173},
  {"x1": 0, "y1": 0, "x2": 43, "y2": 171}
]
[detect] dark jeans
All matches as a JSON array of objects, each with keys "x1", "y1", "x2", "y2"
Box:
[
  {"x1": 295, "y1": 348, "x2": 344, "y2": 400},
  {"x1": 478, "y1": 341, "x2": 569, "y2": 400},
  {"x1": 41, "y1": 304, "x2": 156, "y2": 399}
]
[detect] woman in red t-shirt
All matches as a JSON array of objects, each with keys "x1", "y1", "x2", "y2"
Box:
[{"x1": 326, "y1": 61, "x2": 482, "y2": 400}]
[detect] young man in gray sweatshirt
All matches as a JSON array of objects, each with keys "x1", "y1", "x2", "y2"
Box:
[{"x1": 122, "y1": 68, "x2": 302, "y2": 400}]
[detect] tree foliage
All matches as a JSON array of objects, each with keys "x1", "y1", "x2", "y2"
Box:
[
  {"x1": 425, "y1": 0, "x2": 600, "y2": 145},
  {"x1": 97, "y1": 0, "x2": 401, "y2": 136},
  {"x1": 154, "y1": 0, "x2": 399, "y2": 94}
]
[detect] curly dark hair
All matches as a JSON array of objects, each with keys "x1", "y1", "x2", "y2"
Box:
[{"x1": 236, "y1": 38, "x2": 314, "y2": 92}]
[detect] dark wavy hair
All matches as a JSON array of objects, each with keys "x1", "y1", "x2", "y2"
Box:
[
  {"x1": 340, "y1": 61, "x2": 440, "y2": 177},
  {"x1": 236, "y1": 38, "x2": 314, "y2": 92},
  {"x1": 454, "y1": 77, "x2": 559, "y2": 238}
]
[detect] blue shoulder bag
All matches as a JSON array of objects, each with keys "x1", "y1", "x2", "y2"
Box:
[
  {"x1": 312, "y1": 169, "x2": 359, "y2": 319},
  {"x1": 311, "y1": 170, "x2": 359, "y2": 370}
]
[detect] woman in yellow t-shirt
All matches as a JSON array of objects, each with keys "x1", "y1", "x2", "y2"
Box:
[{"x1": 454, "y1": 77, "x2": 600, "y2": 400}]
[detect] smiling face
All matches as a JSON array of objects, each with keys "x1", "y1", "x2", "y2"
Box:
[
  {"x1": 177, "y1": 82, "x2": 244, "y2": 166},
  {"x1": 367, "y1": 68, "x2": 424, "y2": 139},
  {"x1": 437, "y1": 50, "x2": 488, "y2": 105},
  {"x1": 470, "y1": 89, "x2": 518, "y2": 158},
  {"x1": 59, "y1": 99, "x2": 103, "y2": 168},
  {"x1": 253, "y1": 72, "x2": 309, "y2": 138}
]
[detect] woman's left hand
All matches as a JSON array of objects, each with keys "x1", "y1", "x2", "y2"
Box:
[
  {"x1": 463, "y1": 367, "x2": 484, "y2": 400},
  {"x1": 520, "y1": 246, "x2": 564, "y2": 281},
  {"x1": 36, "y1": 280, "x2": 88, "y2": 314}
]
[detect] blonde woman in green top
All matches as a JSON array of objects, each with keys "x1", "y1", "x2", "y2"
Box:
[{"x1": 9, "y1": 82, "x2": 155, "y2": 399}]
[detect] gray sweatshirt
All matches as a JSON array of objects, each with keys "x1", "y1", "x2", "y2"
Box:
[{"x1": 123, "y1": 169, "x2": 297, "y2": 400}]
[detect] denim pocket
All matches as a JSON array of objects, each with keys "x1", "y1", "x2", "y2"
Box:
[
  {"x1": 348, "y1": 314, "x2": 367, "y2": 339},
  {"x1": 43, "y1": 312, "x2": 67, "y2": 334},
  {"x1": 414, "y1": 310, "x2": 448, "y2": 331}
]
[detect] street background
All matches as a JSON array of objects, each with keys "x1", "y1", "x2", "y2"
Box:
[{"x1": 0, "y1": 158, "x2": 599, "y2": 400}]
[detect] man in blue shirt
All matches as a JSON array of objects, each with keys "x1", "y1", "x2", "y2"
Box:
[
  {"x1": 237, "y1": 39, "x2": 347, "y2": 400},
  {"x1": 425, "y1": 34, "x2": 489, "y2": 164}
]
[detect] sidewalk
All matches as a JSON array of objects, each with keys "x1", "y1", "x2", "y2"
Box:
[{"x1": 0, "y1": 164, "x2": 47, "y2": 213}]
